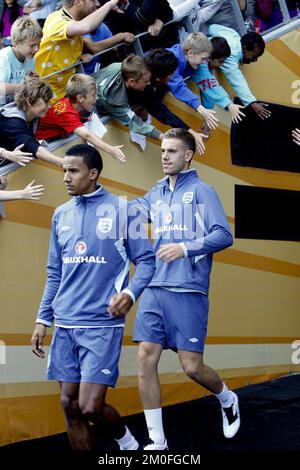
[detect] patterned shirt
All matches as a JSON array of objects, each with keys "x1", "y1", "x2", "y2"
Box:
[{"x1": 35, "y1": 9, "x2": 83, "y2": 102}]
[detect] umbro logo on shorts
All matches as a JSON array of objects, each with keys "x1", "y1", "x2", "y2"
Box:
[
  {"x1": 189, "y1": 338, "x2": 199, "y2": 343},
  {"x1": 101, "y1": 369, "x2": 112, "y2": 375}
]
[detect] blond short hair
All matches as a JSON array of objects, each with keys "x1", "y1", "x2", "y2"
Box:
[
  {"x1": 11, "y1": 16, "x2": 42, "y2": 46},
  {"x1": 121, "y1": 54, "x2": 150, "y2": 81},
  {"x1": 66, "y1": 74, "x2": 96, "y2": 103},
  {"x1": 15, "y1": 78, "x2": 53, "y2": 111},
  {"x1": 182, "y1": 32, "x2": 212, "y2": 55}
]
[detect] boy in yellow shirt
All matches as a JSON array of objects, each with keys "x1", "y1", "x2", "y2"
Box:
[{"x1": 35, "y1": 0, "x2": 126, "y2": 101}]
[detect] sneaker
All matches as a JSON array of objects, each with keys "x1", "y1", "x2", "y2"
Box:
[
  {"x1": 143, "y1": 439, "x2": 168, "y2": 450},
  {"x1": 221, "y1": 392, "x2": 240, "y2": 438},
  {"x1": 119, "y1": 435, "x2": 139, "y2": 450}
]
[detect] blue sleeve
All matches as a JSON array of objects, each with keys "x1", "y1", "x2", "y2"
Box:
[
  {"x1": 84, "y1": 23, "x2": 112, "y2": 40},
  {"x1": 220, "y1": 55, "x2": 256, "y2": 106},
  {"x1": 101, "y1": 23, "x2": 113, "y2": 39},
  {"x1": 167, "y1": 67, "x2": 201, "y2": 110},
  {"x1": 192, "y1": 64, "x2": 232, "y2": 110},
  {"x1": 124, "y1": 209, "x2": 156, "y2": 302},
  {"x1": 183, "y1": 185, "x2": 233, "y2": 257},
  {"x1": 36, "y1": 214, "x2": 62, "y2": 326},
  {"x1": 130, "y1": 191, "x2": 152, "y2": 224}
]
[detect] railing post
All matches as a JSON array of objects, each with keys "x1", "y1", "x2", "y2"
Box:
[
  {"x1": 278, "y1": 0, "x2": 291, "y2": 24},
  {"x1": 183, "y1": 15, "x2": 194, "y2": 33},
  {"x1": 231, "y1": 0, "x2": 247, "y2": 36}
]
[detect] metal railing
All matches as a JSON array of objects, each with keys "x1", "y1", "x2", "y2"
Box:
[{"x1": 43, "y1": 16, "x2": 188, "y2": 81}]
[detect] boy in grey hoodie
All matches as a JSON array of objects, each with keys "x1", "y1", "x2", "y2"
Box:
[{"x1": 94, "y1": 55, "x2": 164, "y2": 142}]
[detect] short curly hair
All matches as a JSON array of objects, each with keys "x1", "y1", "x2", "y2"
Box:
[
  {"x1": 11, "y1": 16, "x2": 42, "y2": 46},
  {"x1": 15, "y1": 78, "x2": 53, "y2": 111}
]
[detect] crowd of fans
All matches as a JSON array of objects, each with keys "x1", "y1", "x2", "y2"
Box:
[{"x1": 0, "y1": 0, "x2": 299, "y2": 201}]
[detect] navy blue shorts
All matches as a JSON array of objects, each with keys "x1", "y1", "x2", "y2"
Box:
[
  {"x1": 133, "y1": 287, "x2": 208, "y2": 353},
  {"x1": 47, "y1": 326, "x2": 124, "y2": 387}
]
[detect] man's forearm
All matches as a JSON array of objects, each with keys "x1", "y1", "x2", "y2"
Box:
[
  {"x1": 84, "y1": 33, "x2": 127, "y2": 54},
  {"x1": 183, "y1": 227, "x2": 233, "y2": 257},
  {"x1": 69, "y1": 0, "x2": 115, "y2": 36}
]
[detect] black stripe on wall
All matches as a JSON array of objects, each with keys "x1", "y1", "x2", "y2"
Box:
[
  {"x1": 235, "y1": 184, "x2": 300, "y2": 241},
  {"x1": 231, "y1": 101, "x2": 300, "y2": 174}
]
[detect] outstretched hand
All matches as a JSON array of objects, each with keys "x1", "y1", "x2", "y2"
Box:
[
  {"x1": 228, "y1": 103, "x2": 246, "y2": 123},
  {"x1": 22, "y1": 180, "x2": 45, "y2": 200},
  {"x1": 111, "y1": 0, "x2": 128, "y2": 14},
  {"x1": 188, "y1": 129, "x2": 206, "y2": 155},
  {"x1": 251, "y1": 102, "x2": 271, "y2": 120},
  {"x1": 197, "y1": 105, "x2": 219, "y2": 130},
  {"x1": 2, "y1": 144, "x2": 33, "y2": 166},
  {"x1": 110, "y1": 145, "x2": 126, "y2": 164}
]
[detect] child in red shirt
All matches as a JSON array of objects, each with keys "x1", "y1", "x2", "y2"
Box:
[{"x1": 37, "y1": 74, "x2": 126, "y2": 164}]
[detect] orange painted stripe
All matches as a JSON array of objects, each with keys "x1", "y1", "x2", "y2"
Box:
[
  {"x1": 1, "y1": 333, "x2": 298, "y2": 346},
  {"x1": 3, "y1": 204, "x2": 300, "y2": 278},
  {"x1": 1, "y1": 334, "x2": 53, "y2": 346},
  {"x1": 34, "y1": 159, "x2": 147, "y2": 197},
  {"x1": 100, "y1": 177, "x2": 145, "y2": 197},
  {"x1": 35, "y1": 159, "x2": 64, "y2": 172},
  {"x1": 4, "y1": 200, "x2": 54, "y2": 229},
  {"x1": 0, "y1": 393, "x2": 65, "y2": 446},
  {"x1": 0, "y1": 369, "x2": 296, "y2": 445},
  {"x1": 2, "y1": 185, "x2": 233, "y2": 228},
  {"x1": 267, "y1": 39, "x2": 300, "y2": 76},
  {"x1": 0, "y1": 333, "x2": 135, "y2": 347},
  {"x1": 216, "y1": 248, "x2": 300, "y2": 278}
]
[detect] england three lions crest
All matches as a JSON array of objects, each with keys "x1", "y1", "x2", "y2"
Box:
[
  {"x1": 97, "y1": 218, "x2": 113, "y2": 234},
  {"x1": 182, "y1": 192, "x2": 194, "y2": 204}
]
